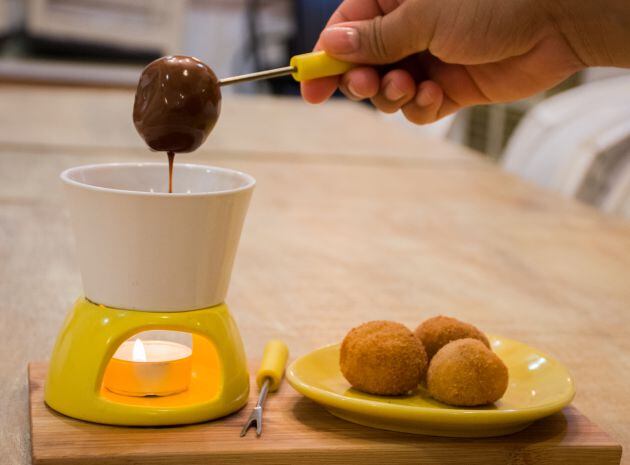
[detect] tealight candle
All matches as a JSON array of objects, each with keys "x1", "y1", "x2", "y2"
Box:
[{"x1": 104, "y1": 339, "x2": 192, "y2": 397}]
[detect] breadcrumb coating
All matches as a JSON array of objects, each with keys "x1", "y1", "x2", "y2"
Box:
[
  {"x1": 414, "y1": 315, "x2": 490, "y2": 360},
  {"x1": 340, "y1": 321, "x2": 428, "y2": 395},
  {"x1": 427, "y1": 338, "x2": 508, "y2": 406}
]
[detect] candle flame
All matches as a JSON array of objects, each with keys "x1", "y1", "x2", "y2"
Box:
[{"x1": 132, "y1": 338, "x2": 147, "y2": 362}]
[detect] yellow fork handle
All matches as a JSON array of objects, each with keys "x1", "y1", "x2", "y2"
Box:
[
  {"x1": 290, "y1": 51, "x2": 356, "y2": 82},
  {"x1": 256, "y1": 340, "x2": 289, "y2": 392}
]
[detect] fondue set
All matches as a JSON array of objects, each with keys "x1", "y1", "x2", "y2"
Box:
[{"x1": 44, "y1": 51, "x2": 351, "y2": 425}]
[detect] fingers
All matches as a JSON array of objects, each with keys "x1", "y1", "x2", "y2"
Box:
[
  {"x1": 301, "y1": 67, "x2": 380, "y2": 104},
  {"x1": 301, "y1": 0, "x2": 427, "y2": 103},
  {"x1": 370, "y1": 69, "x2": 416, "y2": 113},
  {"x1": 319, "y1": 1, "x2": 432, "y2": 65},
  {"x1": 338, "y1": 67, "x2": 380, "y2": 100},
  {"x1": 301, "y1": 76, "x2": 339, "y2": 104},
  {"x1": 311, "y1": 0, "x2": 387, "y2": 55},
  {"x1": 303, "y1": 72, "x2": 459, "y2": 126},
  {"x1": 401, "y1": 81, "x2": 459, "y2": 124},
  {"x1": 301, "y1": 0, "x2": 382, "y2": 105}
]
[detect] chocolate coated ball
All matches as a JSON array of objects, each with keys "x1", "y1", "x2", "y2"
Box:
[{"x1": 133, "y1": 55, "x2": 221, "y2": 153}]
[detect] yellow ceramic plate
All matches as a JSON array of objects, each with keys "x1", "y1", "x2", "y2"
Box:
[{"x1": 286, "y1": 336, "x2": 575, "y2": 437}]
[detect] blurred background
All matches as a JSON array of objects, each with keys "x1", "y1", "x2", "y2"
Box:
[{"x1": 1, "y1": 0, "x2": 630, "y2": 218}]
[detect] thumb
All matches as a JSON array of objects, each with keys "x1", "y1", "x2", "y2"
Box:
[{"x1": 319, "y1": 2, "x2": 430, "y2": 65}]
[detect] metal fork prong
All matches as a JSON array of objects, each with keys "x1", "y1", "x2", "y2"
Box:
[
  {"x1": 240, "y1": 412, "x2": 257, "y2": 437},
  {"x1": 240, "y1": 406, "x2": 264, "y2": 437},
  {"x1": 239, "y1": 421, "x2": 250, "y2": 437},
  {"x1": 240, "y1": 377, "x2": 274, "y2": 437},
  {"x1": 254, "y1": 407, "x2": 263, "y2": 436}
]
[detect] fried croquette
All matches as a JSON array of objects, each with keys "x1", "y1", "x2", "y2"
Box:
[
  {"x1": 340, "y1": 321, "x2": 428, "y2": 395},
  {"x1": 427, "y1": 338, "x2": 508, "y2": 406},
  {"x1": 415, "y1": 315, "x2": 490, "y2": 360}
]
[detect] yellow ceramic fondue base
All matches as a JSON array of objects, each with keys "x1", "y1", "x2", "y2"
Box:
[
  {"x1": 45, "y1": 298, "x2": 249, "y2": 426},
  {"x1": 286, "y1": 336, "x2": 575, "y2": 437}
]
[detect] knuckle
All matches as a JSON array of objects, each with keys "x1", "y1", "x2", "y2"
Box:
[{"x1": 367, "y1": 16, "x2": 389, "y2": 62}]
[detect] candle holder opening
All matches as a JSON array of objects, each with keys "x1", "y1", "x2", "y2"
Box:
[{"x1": 102, "y1": 330, "x2": 219, "y2": 399}]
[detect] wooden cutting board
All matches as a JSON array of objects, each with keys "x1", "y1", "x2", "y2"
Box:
[{"x1": 28, "y1": 362, "x2": 621, "y2": 465}]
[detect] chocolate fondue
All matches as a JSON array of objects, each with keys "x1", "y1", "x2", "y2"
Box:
[{"x1": 133, "y1": 55, "x2": 221, "y2": 192}]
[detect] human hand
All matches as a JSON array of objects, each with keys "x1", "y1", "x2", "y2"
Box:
[{"x1": 301, "y1": 0, "x2": 589, "y2": 124}]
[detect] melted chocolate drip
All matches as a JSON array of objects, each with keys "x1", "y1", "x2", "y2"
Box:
[
  {"x1": 133, "y1": 56, "x2": 221, "y2": 153},
  {"x1": 133, "y1": 55, "x2": 221, "y2": 193},
  {"x1": 167, "y1": 151, "x2": 175, "y2": 193}
]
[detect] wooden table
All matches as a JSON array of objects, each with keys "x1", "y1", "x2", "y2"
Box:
[{"x1": 1, "y1": 84, "x2": 629, "y2": 464}]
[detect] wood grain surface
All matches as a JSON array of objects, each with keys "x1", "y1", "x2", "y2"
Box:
[
  {"x1": 1, "y1": 84, "x2": 629, "y2": 464},
  {"x1": 28, "y1": 363, "x2": 621, "y2": 465}
]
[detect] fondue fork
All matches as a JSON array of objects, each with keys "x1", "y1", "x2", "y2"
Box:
[
  {"x1": 240, "y1": 340, "x2": 289, "y2": 437},
  {"x1": 220, "y1": 51, "x2": 354, "y2": 87}
]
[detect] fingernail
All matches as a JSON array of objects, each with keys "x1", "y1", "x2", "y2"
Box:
[
  {"x1": 384, "y1": 81, "x2": 405, "y2": 101},
  {"x1": 321, "y1": 26, "x2": 360, "y2": 54},
  {"x1": 347, "y1": 82, "x2": 363, "y2": 99},
  {"x1": 416, "y1": 87, "x2": 434, "y2": 106}
]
